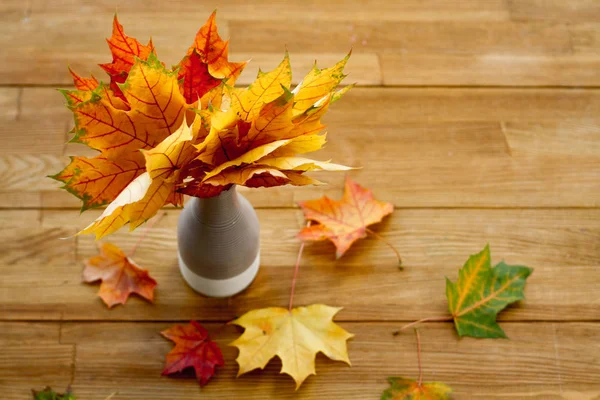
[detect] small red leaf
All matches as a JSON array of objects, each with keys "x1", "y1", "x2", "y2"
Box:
[{"x1": 161, "y1": 321, "x2": 224, "y2": 386}]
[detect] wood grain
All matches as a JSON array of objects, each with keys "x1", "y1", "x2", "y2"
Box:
[
  {"x1": 2, "y1": 208, "x2": 598, "y2": 321},
  {"x1": 1, "y1": 88, "x2": 599, "y2": 208},
  {"x1": 0, "y1": 1, "x2": 599, "y2": 398},
  {"x1": 0, "y1": 323, "x2": 73, "y2": 399},
  {"x1": 57, "y1": 322, "x2": 600, "y2": 400}
]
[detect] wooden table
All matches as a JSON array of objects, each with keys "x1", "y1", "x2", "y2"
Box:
[{"x1": 1, "y1": 1, "x2": 599, "y2": 399}]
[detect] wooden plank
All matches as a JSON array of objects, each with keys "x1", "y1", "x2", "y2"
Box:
[
  {"x1": 29, "y1": 0, "x2": 510, "y2": 22},
  {"x1": 1, "y1": 88, "x2": 598, "y2": 208},
  {"x1": 227, "y1": 20, "x2": 573, "y2": 55},
  {"x1": 2, "y1": 208, "x2": 598, "y2": 321},
  {"x1": 0, "y1": 322, "x2": 73, "y2": 399},
  {"x1": 0, "y1": 12, "x2": 379, "y2": 86},
  {"x1": 21, "y1": 87, "x2": 600, "y2": 124},
  {"x1": 508, "y1": 0, "x2": 600, "y2": 23},
  {"x1": 5, "y1": 9, "x2": 600, "y2": 87},
  {"x1": 56, "y1": 322, "x2": 600, "y2": 399},
  {"x1": 381, "y1": 53, "x2": 600, "y2": 87},
  {"x1": 0, "y1": 88, "x2": 19, "y2": 119}
]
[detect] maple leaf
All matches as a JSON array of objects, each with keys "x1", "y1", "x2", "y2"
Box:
[
  {"x1": 298, "y1": 177, "x2": 400, "y2": 261},
  {"x1": 32, "y1": 387, "x2": 75, "y2": 400},
  {"x1": 55, "y1": 14, "x2": 353, "y2": 239},
  {"x1": 382, "y1": 378, "x2": 452, "y2": 400},
  {"x1": 446, "y1": 245, "x2": 533, "y2": 338},
  {"x1": 80, "y1": 117, "x2": 197, "y2": 239},
  {"x1": 69, "y1": 67, "x2": 99, "y2": 91},
  {"x1": 100, "y1": 14, "x2": 155, "y2": 99},
  {"x1": 161, "y1": 321, "x2": 224, "y2": 386},
  {"x1": 177, "y1": 11, "x2": 246, "y2": 104},
  {"x1": 384, "y1": 327, "x2": 452, "y2": 400},
  {"x1": 180, "y1": 53, "x2": 353, "y2": 192},
  {"x1": 54, "y1": 54, "x2": 187, "y2": 212},
  {"x1": 83, "y1": 242, "x2": 157, "y2": 308},
  {"x1": 292, "y1": 51, "x2": 350, "y2": 116},
  {"x1": 230, "y1": 304, "x2": 353, "y2": 389}
]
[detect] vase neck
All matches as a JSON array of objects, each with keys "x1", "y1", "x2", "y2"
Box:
[{"x1": 190, "y1": 185, "x2": 240, "y2": 226}]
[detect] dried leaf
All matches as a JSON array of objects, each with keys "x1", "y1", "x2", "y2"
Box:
[
  {"x1": 446, "y1": 245, "x2": 533, "y2": 338},
  {"x1": 184, "y1": 11, "x2": 246, "y2": 81},
  {"x1": 55, "y1": 15, "x2": 353, "y2": 238},
  {"x1": 382, "y1": 378, "x2": 452, "y2": 400},
  {"x1": 54, "y1": 55, "x2": 186, "y2": 211},
  {"x1": 230, "y1": 304, "x2": 353, "y2": 389},
  {"x1": 292, "y1": 52, "x2": 350, "y2": 116},
  {"x1": 232, "y1": 53, "x2": 292, "y2": 122},
  {"x1": 69, "y1": 67, "x2": 98, "y2": 91},
  {"x1": 100, "y1": 15, "x2": 155, "y2": 98},
  {"x1": 298, "y1": 177, "x2": 394, "y2": 258},
  {"x1": 161, "y1": 321, "x2": 224, "y2": 386},
  {"x1": 83, "y1": 242, "x2": 157, "y2": 308},
  {"x1": 80, "y1": 118, "x2": 197, "y2": 238}
]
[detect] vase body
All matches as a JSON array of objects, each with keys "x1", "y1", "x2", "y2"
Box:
[{"x1": 177, "y1": 186, "x2": 260, "y2": 297}]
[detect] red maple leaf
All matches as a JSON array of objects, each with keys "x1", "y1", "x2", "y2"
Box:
[{"x1": 161, "y1": 321, "x2": 224, "y2": 386}]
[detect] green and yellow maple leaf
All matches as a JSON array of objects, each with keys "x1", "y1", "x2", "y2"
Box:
[
  {"x1": 446, "y1": 245, "x2": 533, "y2": 338},
  {"x1": 382, "y1": 377, "x2": 452, "y2": 400}
]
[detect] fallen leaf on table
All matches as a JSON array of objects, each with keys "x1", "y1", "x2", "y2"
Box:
[
  {"x1": 32, "y1": 387, "x2": 75, "y2": 400},
  {"x1": 230, "y1": 304, "x2": 353, "y2": 389},
  {"x1": 446, "y1": 244, "x2": 533, "y2": 338},
  {"x1": 382, "y1": 377, "x2": 452, "y2": 400},
  {"x1": 161, "y1": 321, "x2": 224, "y2": 386},
  {"x1": 298, "y1": 176, "x2": 399, "y2": 261},
  {"x1": 83, "y1": 242, "x2": 157, "y2": 308},
  {"x1": 383, "y1": 328, "x2": 452, "y2": 400}
]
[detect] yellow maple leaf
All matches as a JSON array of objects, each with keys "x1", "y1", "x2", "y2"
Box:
[
  {"x1": 292, "y1": 52, "x2": 350, "y2": 116},
  {"x1": 232, "y1": 53, "x2": 292, "y2": 122},
  {"x1": 230, "y1": 304, "x2": 353, "y2": 389}
]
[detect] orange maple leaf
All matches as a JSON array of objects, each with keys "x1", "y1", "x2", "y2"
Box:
[
  {"x1": 176, "y1": 11, "x2": 246, "y2": 104},
  {"x1": 53, "y1": 54, "x2": 187, "y2": 211},
  {"x1": 83, "y1": 242, "x2": 157, "y2": 308},
  {"x1": 161, "y1": 321, "x2": 224, "y2": 386},
  {"x1": 100, "y1": 15, "x2": 155, "y2": 99},
  {"x1": 298, "y1": 177, "x2": 400, "y2": 262}
]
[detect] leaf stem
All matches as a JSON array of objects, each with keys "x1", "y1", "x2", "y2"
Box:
[
  {"x1": 415, "y1": 328, "x2": 423, "y2": 387},
  {"x1": 129, "y1": 212, "x2": 167, "y2": 258},
  {"x1": 289, "y1": 221, "x2": 311, "y2": 311},
  {"x1": 365, "y1": 228, "x2": 402, "y2": 267},
  {"x1": 392, "y1": 316, "x2": 453, "y2": 335}
]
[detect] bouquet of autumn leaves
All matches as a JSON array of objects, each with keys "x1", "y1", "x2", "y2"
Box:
[{"x1": 52, "y1": 12, "x2": 352, "y2": 239}]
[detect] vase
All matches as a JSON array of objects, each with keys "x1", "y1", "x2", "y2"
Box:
[{"x1": 177, "y1": 186, "x2": 260, "y2": 297}]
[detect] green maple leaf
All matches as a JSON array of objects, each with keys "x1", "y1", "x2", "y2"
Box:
[
  {"x1": 382, "y1": 377, "x2": 452, "y2": 399},
  {"x1": 32, "y1": 387, "x2": 76, "y2": 400},
  {"x1": 446, "y1": 244, "x2": 533, "y2": 338}
]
